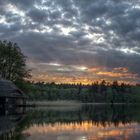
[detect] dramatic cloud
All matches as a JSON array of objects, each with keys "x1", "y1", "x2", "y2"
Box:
[{"x1": 1, "y1": 0, "x2": 140, "y2": 83}]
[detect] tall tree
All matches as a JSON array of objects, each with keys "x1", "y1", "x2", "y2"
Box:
[{"x1": 0, "y1": 40, "x2": 30, "y2": 82}]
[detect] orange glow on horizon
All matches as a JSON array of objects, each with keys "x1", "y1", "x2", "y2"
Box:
[
  {"x1": 30, "y1": 73, "x2": 136, "y2": 85},
  {"x1": 29, "y1": 65, "x2": 138, "y2": 85},
  {"x1": 96, "y1": 71, "x2": 137, "y2": 78}
]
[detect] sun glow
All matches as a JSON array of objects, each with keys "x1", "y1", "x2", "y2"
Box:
[
  {"x1": 73, "y1": 66, "x2": 88, "y2": 71},
  {"x1": 28, "y1": 59, "x2": 137, "y2": 84},
  {"x1": 48, "y1": 62, "x2": 61, "y2": 66}
]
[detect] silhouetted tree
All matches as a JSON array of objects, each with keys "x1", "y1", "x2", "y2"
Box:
[
  {"x1": 77, "y1": 83, "x2": 82, "y2": 95},
  {"x1": 120, "y1": 83, "x2": 125, "y2": 102},
  {"x1": 0, "y1": 40, "x2": 30, "y2": 82},
  {"x1": 100, "y1": 80, "x2": 107, "y2": 101},
  {"x1": 111, "y1": 81, "x2": 119, "y2": 103}
]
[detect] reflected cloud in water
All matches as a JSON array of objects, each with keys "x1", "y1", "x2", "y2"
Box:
[
  {"x1": 23, "y1": 121, "x2": 140, "y2": 140},
  {"x1": 0, "y1": 105, "x2": 140, "y2": 140}
]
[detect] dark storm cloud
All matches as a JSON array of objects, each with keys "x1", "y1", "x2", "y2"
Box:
[
  {"x1": 1, "y1": 0, "x2": 140, "y2": 82},
  {"x1": 27, "y1": 8, "x2": 48, "y2": 23}
]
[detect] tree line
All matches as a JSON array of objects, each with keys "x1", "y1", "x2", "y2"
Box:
[
  {"x1": 23, "y1": 80, "x2": 140, "y2": 103},
  {"x1": 0, "y1": 40, "x2": 140, "y2": 103}
]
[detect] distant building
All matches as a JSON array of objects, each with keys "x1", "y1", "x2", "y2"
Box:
[{"x1": 0, "y1": 80, "x2": 27, "y2": 112}]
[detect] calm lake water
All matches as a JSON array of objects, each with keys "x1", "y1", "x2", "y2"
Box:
[{"x1": 0, "y1": 104, "x2": 140, "y2": 140}]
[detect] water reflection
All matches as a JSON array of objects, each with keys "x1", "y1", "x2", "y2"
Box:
[
  {"x1": 0, "y1": 104, "x2": 140, "y2": 140},
  {"x1": 23, "y1": 122, "x2": 140, "y2": 140},
  {"x1": 0, "y1": 107, "x2": 26, "y2": 140}
]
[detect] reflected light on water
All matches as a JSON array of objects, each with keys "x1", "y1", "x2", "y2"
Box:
[{"x1": 22, "y1": 121, "x2": 140, "y2": 140}]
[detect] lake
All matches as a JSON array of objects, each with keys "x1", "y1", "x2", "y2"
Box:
[{"x1": 0, "y1": 104, "x2": 140, "y2": 140}]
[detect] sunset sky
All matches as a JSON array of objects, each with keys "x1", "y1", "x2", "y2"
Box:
[{"x1": 0, "y1": 0, "x2": 140, "y2": 84}]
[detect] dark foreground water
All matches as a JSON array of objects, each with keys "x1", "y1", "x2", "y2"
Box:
[{"x1": 0, "y1": 104, "x2": 140, "y2": 140}]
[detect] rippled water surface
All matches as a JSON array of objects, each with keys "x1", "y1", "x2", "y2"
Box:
[{"x1": 0, "y1": 104, "x2": 140, "y2": 140}]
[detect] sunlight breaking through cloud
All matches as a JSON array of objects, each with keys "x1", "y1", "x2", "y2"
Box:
[{"x1": 0, "y1": 0, "x2": 140, "y2": 83}]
